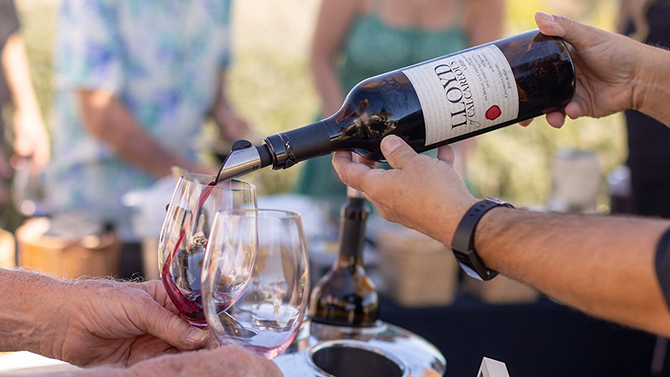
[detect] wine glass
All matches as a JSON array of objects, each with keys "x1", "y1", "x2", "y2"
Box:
[
  {"x1": 202, "y1": 209, "x2": 310, "y2": 359},
  {"x1": 158, "y1": 174, "x2": 256, "y2": 327}
]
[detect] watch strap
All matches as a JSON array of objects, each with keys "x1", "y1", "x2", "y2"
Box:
[{"x1": 452, "y1": 198, "x2": 514, "y2": 281}]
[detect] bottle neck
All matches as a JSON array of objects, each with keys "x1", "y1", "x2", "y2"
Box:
[
  {"x1": 264, "y1": 118, "x2": 334, "y2": 170},
  {"x1": 334, "y1": 196, "x2": 369, "y2": 269}
]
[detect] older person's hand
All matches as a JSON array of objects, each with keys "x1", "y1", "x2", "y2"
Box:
[
  {"x1": 332, "y1": 135, "x2": 476, "y2": 246},
  {"x1": 126, "y1": 346, "x2": 283, "y2": 377},
  {"x1": 52, "y1": 279, "x2": 210, "y2": 367},
  {"x1": 531, "y1": 12, "x2": 649, "y2": 128}
]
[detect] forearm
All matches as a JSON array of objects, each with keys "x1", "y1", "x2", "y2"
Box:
[
  {"x1": 1, "y1": 35, "x2": 41, "y2": 114},
  {"x1": 474, "y1": 208, "x2": 670, "y2": 335},
  {"x1": 78, "y1": 90, "x2": 201, "y2": 178},
  {"x1": 0, "y1": 269, "x2": 71, "y2": 358},
  {"x1": 638, "y1": 45, "x2": 670, "y2": 126},
  {"x1": 466, "y1": 0, "x2": 504, "y2": 46},
  {"x1": 310, "y1": 57, "x2": 345, "y2": 116}
]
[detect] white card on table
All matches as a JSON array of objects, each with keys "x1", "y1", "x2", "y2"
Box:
[{"x1": 477, "y1": 357, "x2": 510, "y2": 377}]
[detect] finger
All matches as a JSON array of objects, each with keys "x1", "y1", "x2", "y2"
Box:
[
  {"x1": 353, "y1": 154, "x2": 377, "y2": 169},
  {"x1": 565, "y1": 100, "x2": 586, "y2": 120},
  {"x1": 535, "y1": 12, "x2": 598, "y2": 49},
  {"x1": 437, "y1": 145, "x2": 455, "y2": 165},
  {"x1": 133, "y1": 298, "x2": 210, "y2": 350},
  {"x1": 519, "y1": 119, "x2": 533, "y2": 127},
  {"x1": 380, "y1": 135, "x2": 417, "y2": 170},
  {"x1": 332, "y1": 151, "x2": 374, "y2": 190},
  {"x1": 545, "y1": 111, "x2": 567, "y2": 128}
]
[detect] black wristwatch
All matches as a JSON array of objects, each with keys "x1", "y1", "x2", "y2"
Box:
[{"x1": 451, "y1": 197, "x2": 514, "y2": 281}]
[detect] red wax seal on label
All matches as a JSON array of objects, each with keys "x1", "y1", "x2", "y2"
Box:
[{"x1": 486, "y1": 105, "x2": 502, "y2": 121}]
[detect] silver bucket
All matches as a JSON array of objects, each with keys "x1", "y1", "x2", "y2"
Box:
[{"x1": 274, "y1": 320, "x2": 446, "y2": 376}]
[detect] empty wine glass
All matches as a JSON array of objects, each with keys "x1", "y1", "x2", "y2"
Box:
[
  {"x1": 202, "y1": 209, "x2": 310, "y2": 359},
  {"x1": 158, "y1": 174, "x2": 256, "y2": 327}
]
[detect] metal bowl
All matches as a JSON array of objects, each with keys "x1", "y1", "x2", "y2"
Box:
[
  {"x1": 310, "y1": 340, "x2": 407, "y2": 377},
  {"x1": 274, "y1": 320, "x2": 446, "y2": 376}
]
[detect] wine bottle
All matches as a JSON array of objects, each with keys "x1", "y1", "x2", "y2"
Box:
[
  {"x1": 309, "y1": 188, "x2": 379, "y2": 327},
  {"x1": 216, "y1": 30, "x2": 575, "y2": 182}
]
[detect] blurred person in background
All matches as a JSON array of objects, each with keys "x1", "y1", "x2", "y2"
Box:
[
  {"x1": 0, "y1": 0, "x2": 51, "y2": 214},
  {"x1": 618, "y1": 0, "x2": 670, "y2": 219},
  {"x1": 296, "y1": 0, "x2": 505, "y2": 203},
  {"x1": 49, "y1": 0, "x2": 252, "y2": 278}
]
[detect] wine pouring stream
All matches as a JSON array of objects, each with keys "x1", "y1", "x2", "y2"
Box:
[{"x1": 159, "y1": 174, "x2": 256, "y2": 328}]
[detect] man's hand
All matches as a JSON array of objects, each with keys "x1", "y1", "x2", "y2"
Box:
[
  {"x1": 332, "y1": 135, "x2": 477, "y2": 246},
  {"x1": 533, "y1": 12, "x2": 648, "y2": 128},
  {"x1": 12, "y1": 108, "x2": 51, "y2": 174},
  {"x1": 127, "y1": 346, "x2": 283, "y2": 377},
  {"x1": 53, "y1": 280, "x2": 210, "y2": 367}
]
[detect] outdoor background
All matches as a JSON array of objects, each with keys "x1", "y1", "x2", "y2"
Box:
[{"x1": 16, "y1": 0, "x2": 624, "y2": 208}]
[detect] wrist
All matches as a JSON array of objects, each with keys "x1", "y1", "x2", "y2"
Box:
[
  {"x1": 472, "y1": 206, "x2": 517, "y2": 271},
  {"x1": 435, "y1": 197, "x2": 478, "y2": 246},
  {"x1": 450, "y1": 198, "x2": 514, "y2": 280},
  {"x1": 0, "y1": 270, "x2": 72, "y2": 358},
  {"x1": 636, "y1": 45, "x2": 670, "y2": 117},
  {"x1": 12, "y1": 95, "x2": 43, "y2": 118}
]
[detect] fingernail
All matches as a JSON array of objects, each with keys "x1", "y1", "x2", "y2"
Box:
[
  {"x1": 537, "y1": 12, "x2": 555, "y2": 23},
  {"x1": 188, "y1": 328, "x2": 210, "y2": 343},
  {"x1": 381, "y1": 135, "x2": 402, "y2": 153}
]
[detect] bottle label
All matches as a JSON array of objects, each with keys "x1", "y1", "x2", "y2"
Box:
[{"x1": 402, "y1": 44, "x2": 519, "y2": 146}]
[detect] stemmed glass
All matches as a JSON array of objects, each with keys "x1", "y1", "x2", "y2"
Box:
[
  {"x1": 202, "y1": 209, "x2": 310, "y2": 359},
  {"x1": 158, "y1": 174, "x2": 256, "y2": 327}
]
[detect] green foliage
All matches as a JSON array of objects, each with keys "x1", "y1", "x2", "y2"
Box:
[{"x1": 17, "y1": 1, "x2": 58, "y2": 123}]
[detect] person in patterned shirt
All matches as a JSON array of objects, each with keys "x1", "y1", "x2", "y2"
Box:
[{"x1": 49, "y1": 0, "x2": 251, "y2": 277}]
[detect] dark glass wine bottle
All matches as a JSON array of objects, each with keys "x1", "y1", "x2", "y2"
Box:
[
  {"x1": 216, "y1": 30, "x2": 575, "y2": 181},
  {"x1": 309, "y1": 189, "x2": 379, "y2": 327}
]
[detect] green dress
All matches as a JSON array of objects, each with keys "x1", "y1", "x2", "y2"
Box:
[{"x1": 296, "y1": 10, "x2": 468, "y2": 200}]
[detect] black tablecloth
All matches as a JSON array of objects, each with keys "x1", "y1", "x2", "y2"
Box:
[{"x1": 380, "y1": 295, "x2": 666, "y2": 377}]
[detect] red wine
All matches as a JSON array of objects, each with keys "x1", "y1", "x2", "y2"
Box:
[
  {"x1": 215, "y1": 30, "x2": 575, "y2": 181},
  {"x1": 309, "y1": 190, "x2": 379, "y2": 327},
  {"x1": 161, "y1": 182, "x2": 217, "y2": 327}
]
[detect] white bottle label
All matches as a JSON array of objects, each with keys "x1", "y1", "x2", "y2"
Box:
[{"x1": 402, "y1": 45, "x2": 519, "y2": 146}]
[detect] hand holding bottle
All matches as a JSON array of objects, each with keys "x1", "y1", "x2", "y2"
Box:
[
  {"x1": 332, "y1": 136, "x2": 476, "y2": 246},
  {"x1": 533, "y1": 12, "x2": 670, "y2": 128}
]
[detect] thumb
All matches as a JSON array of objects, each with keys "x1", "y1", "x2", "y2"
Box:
[
  {"x1": 437, "y1": 145, "x2": 456, "y2": 165},
  {"x1": 535, "y1": 12, "x2": 595, "y2": 48},
  {"x1": 381, "y1": 135, "x2": 417, "y2": 169},
  {"x1": 137, "y1": 300, "x2": 210, "y2": 350}
]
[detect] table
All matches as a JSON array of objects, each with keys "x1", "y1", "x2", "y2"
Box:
[{"x1": 380, "y1": 295, "x2": 666, "y2": 377}]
